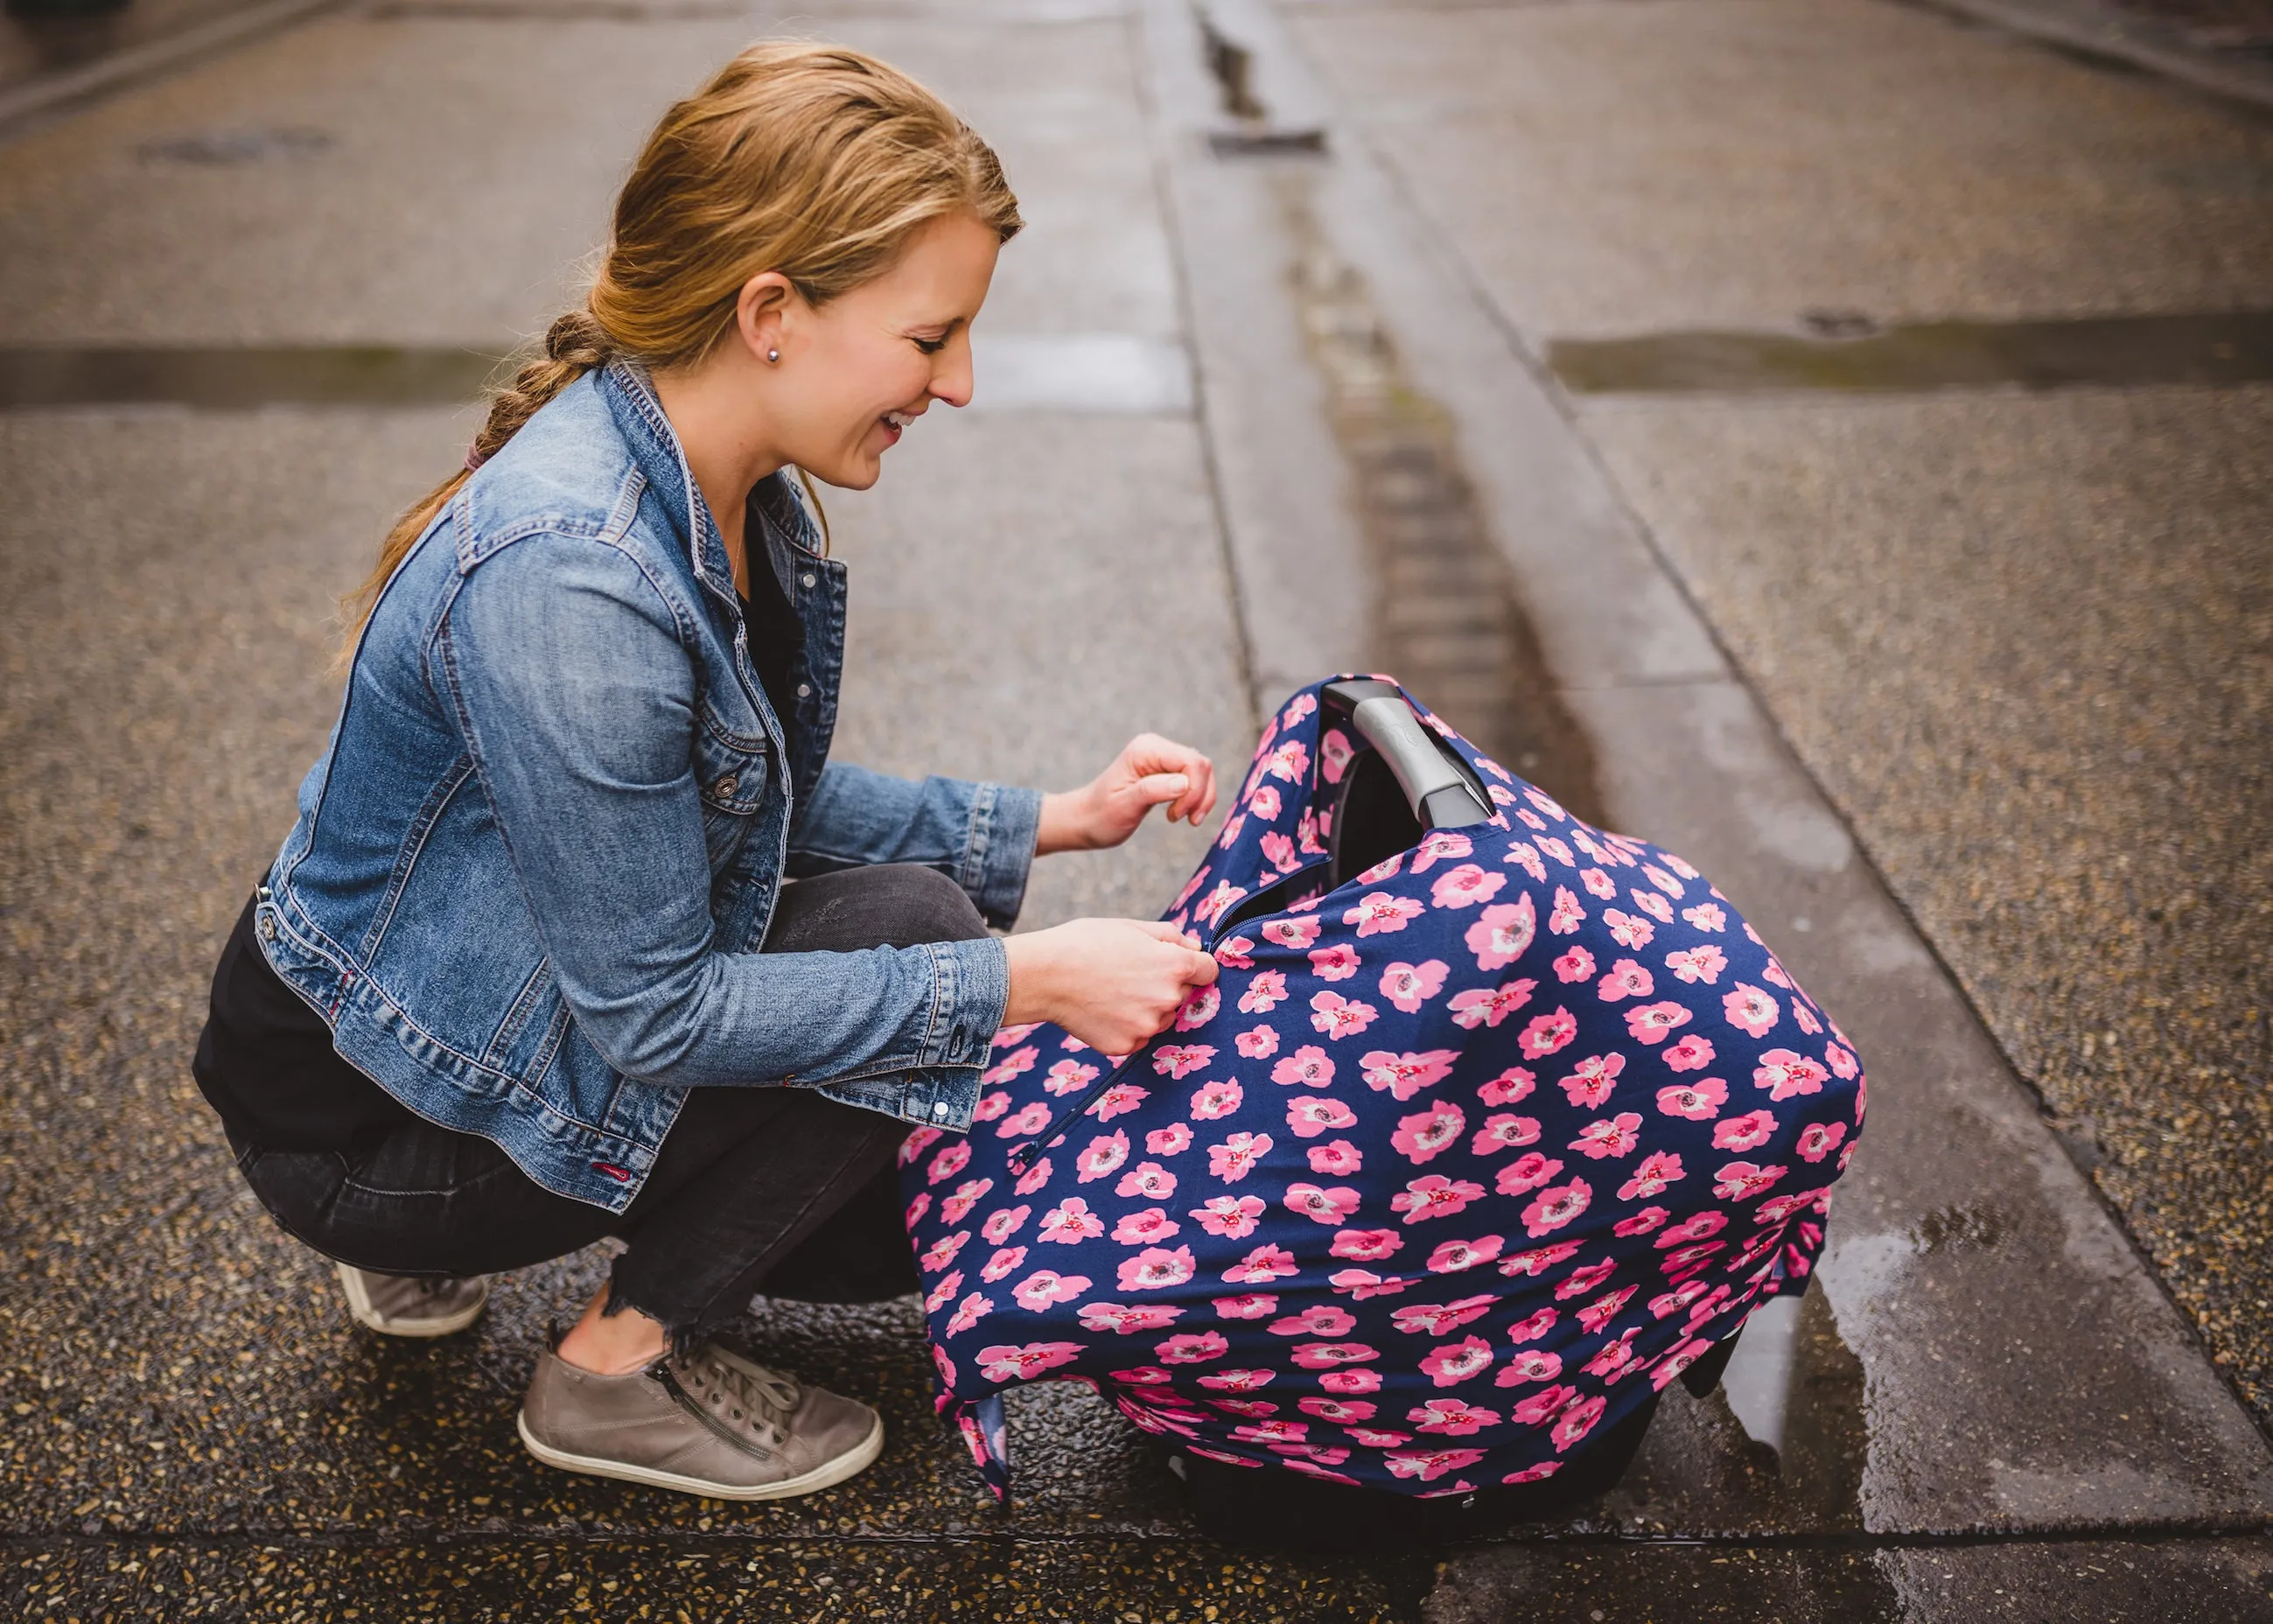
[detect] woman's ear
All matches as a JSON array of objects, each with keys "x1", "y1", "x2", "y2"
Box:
[{"x1": 733, "y1": 272, "x2": 798, "y2": 365}]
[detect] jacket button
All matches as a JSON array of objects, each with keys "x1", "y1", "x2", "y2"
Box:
[
  {"x1": 711, "y1": 773, "x2": 738, "y2": 798},
  {"x1": 933, "y1": 1102, "x2": 948, "y2": 1118},
  {"x1": 801, "y1": 572, "x2": 816, "y2": 588},
  {"x1": 796, "y1": 683, "x2": 812, "y2": 698},
  {"x1": 255, "y1": 912, "x2": 276, "y2": 942}
]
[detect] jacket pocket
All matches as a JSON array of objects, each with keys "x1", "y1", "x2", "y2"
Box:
[{"x1": 694, "y1": 708, "x2": 769, "y2": 868}]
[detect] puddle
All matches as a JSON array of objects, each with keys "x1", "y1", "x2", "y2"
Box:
[
  {"x1": 0, "y1": 346, "x2": 505, "y2": 410},
  {"x1": 1548, "y1": 311, "x2": 2273, "y2": 394},
  {"x1": 1910, "y1": 1201, "x2": 2011, "y2": 1255}
]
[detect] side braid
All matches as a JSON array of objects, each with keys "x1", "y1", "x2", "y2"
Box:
[{"x1": 465, "y1": 312, "x2": 617, "y2": 472}]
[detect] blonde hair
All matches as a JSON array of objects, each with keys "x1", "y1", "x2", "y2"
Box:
[{"x1": 339, "y1": 41, "x2": 1021, "y2": 650}]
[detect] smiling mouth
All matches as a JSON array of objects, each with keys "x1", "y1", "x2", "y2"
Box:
[{"x1": 880, "y1": 409, "x2": 915, "y2": 443}]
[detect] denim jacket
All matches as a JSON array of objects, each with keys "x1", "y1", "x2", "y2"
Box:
[{"x1": 254, "y1": 361, "x2": 1040, "y2": 1213}]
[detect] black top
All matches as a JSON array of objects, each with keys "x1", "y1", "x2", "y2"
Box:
[{"x1": 194, "y1": 536, "x2": 807, "y2": 1153}]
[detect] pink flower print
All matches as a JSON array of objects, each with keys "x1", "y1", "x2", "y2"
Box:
[
  {"x1": 1825, "y1": 1043, "x2": 1859, "y2": 1081},
  {"x1": 1214, "y1": 814, "x2": 1247, "y2": 853},
  {"x1": 1630, "y1": 890, "x2": 1674, "y2": 925},
  {"x1": 1343, "y1": 893, "x2": 1422, "y2": 940},
  {"x1": 899, "y1": 1126, "x2": 944, "y2": 1170},
  {"x1": 1755, "y1": 1188, "x2": 1828, "y2": 1226},
  {"x1": 1282, "y1": 692, "x2": 1317, "y2": 725},
  {"x1": 1553, "y1": 1258, "x2": 1618, "y2": 1301},
  {"x1": 1409, "y1": 830, "x2": 1475, "y2": 872},
  {"x1": 1654, "y1": 1211, "x2": 1728, "y2": 1252},
  {"x1": 1175, "y1": 985, "x2": 1222, "y2": 1032},
  {"x1": 1650, "y1": 1279, "x2": 1710, "y2": 1320},
  {"x1": 1360, "y1": 1048, "x2": 1459, "y2": 1101},
  {"x1": 976, "y1": 1341, "x2": 1083, "y2": 1383},
  {"x1": 1576, "y1": 1286, "x2": 1637, "y2": 1335},
  {"x1": 983, "y1": 1205, "x2": 1032, "y2": 1245},
  {"x1": 1618, "y1": 1150, "x2": 1686, "y2": 1201},
  {"x1": 1548, "y1": 887, "x2": 1586, "y2": 935},
  {"x1": 1094, "y1": 1082, "x2": 1151, "y2": 1122},
  {"x1": 1713, "y1": 1161, "x2": 1788, "y2": 1200},
  {"x1": 1191, "y1": 1079, "x2": 1244, "y2": 1121},
  {"x1": 1500, "y1": 1239, "x2": 1583, "y2": 1278},
  {"x1": 1495, "y1": 1348, "x2": 1564, "y2": 1387},
  {"x1": 1410, "y1": 1397, "x2": 1500, "y2": 1436},
  {"x1": 1297, "y1": 807, "x2": 1327, "y2": 856},
  {"x1": 1392, "y1": 1295, "x2": 1497, "y2": 1338},
  {"x1": 1081, "y1": 1301, "x2": 1185, "y2": 1336},
  {"x1": 1271, "y1": 1045, "x2": 1334, "y2": 1088},
  {"x1": 1551, "y1": 1394, "x2": 1607, "y2": 1453},
  {"x1": 1118, "y1": 1246, "x2": 1197, "y2": 1292},
  {"x1": 1238, "y1": 971, "x2": 1288, "y2": 1017},
  {"x1": 1584, "y1": 1327, "x2": 1642, "y2": 1380},
  {"x1": 1570, "y1": 1112, "x2": 1645, "y2": 1160},
  {"x1": 1625, "y1": 1001, "x2": 1691, "y2": 1046},
  {"x1": 1506, "y1": 1306, "x2": 1559, "y2": 1344},
  {"x1": 927, "y1": 1140, "x2": 972, "y2": 1185},
  {"x1": 1147, "y1": 1123, "x2": 1193, "y2": 1156},
  {"x1": 1604, "y1": 909, "x2": 1655, "y2": 950},
  {"x1": 1249, "y1": 783, "x2": 1283, "y2": 822},
  {"x1": 1506, "y1": 842, "x2": 1548, "y2": 883},
  {"x1": 1039, "y1": 1198, "x2": 1104, "y2": 1244},
  {"x1": 1291, "y1": 1340, "x2": 1381, "y2": 1370},
  {"x1": 1308, "y1": 1138, "x2": 1364, "y2": 1175},
  {"x1": 1386, "y1": 1446, "x2": 1486, "y2": 1483},
  {"x1": 1420, "y1": 1334, "x2": 1495, "y2": 1387},
  {"x1": 993, "y1": 1102, "x2": 1047, "y2": 1142},
  {"x1": 1754, "y1": 1049, "x2": 1828, "y2": 1101},
  {"x1": 1310, "y1": 990, "x2": 1380, "y2": 1040},
  {"x1": 1465, "y1": 896, "x2": 1538, "y2": 970},
  {"x1": 1682, "y1": 901, "x2": 1727, "y2": 933},
  {"x1": 1331, "y1": 1228, "x2": 1403, "y2": 1262},
  {"x1": 1664, "y1": 945, "x2": 1727, "y2": 987},
  {"x1": 1712, "y1": 1110, "x2": 1778, "y2": 1152},
  {"x1": 980, "y1": 1245, "x2": 1026, "y2": 1284},
  {"x1": 1320, "y1": 1368, "x2": 1385, "y2": 1396},
  {"x1": 1213, "y1": 1292, "x2": 1278, "y2": 1320},
  {"x1": 1262, "y1": 915, "x2": 1322, "y2": 950},
  {"x1": 1309, "y1": 943, "x2": 1363, "y2": 983},
  {"x1": 1299, "y1": 1396, "x2": 1376, "y2": 1422},
  {"x1": 925, "y1": 1270, "x2": 963, "y2": 1313},
  {"x1": 1258, "y1": 831, "x2": 1300, "y2": 876},
  {"x1": 1537, "y1": 836, "x2": 1575, "y2": 866},
  {"x1": 1112, "y1": 1207, "x2": 1181, "y2": 1245},
  {"x1": 1391, "y1": 1173, "x2": 1488, "y2": 1224},
  {"x1": 1796, "y1": 1121, "x2": 1848, "y2": 1163},
  {"x1": 1649, "y1": 1337, "x2": 1714, "y2": 1393},
  {"x1": 1792, "y1": 999, "x2": 1822, "y2": 1033},
  {"x1": 1157, "y1": 1331, "x2": 1231, "y2": 1365},
  {"x1": 1471, "y1": 1113, "x2": 1542, "y2": 1155},
  {"x1": 1581, "y1": 867, "x2": 1618, "y2": 900},
  {"x1": 1642, "y1": 863, "x2": 1685, "y2": 898},
  {"x1": 1558, "y1": 1053, "x2": 1626, "y2": 1109},
  {"x1": 982, "y1": 1046, "x2": 1039, "y2": 1086},
  {"x1": 1429, "y1": 864, "x2": 1506, "y2": 911},
  {"x1": 941, "y1": 1179, "x2": 994, "y2": 1224},
  {"x1": 1191, "y1": 1194, "x2": 1266, "y2": 1239},
  {"x1": 1044, "y1": 1059, "x2": 1101, "y2": 1097},
  {"x1": 1449, "y1": 977, "x2": 1541, "y2": 1032},
  {"x1": 1494, "y1": 1152, "x2": 1564, "y2": 1197},
  {"x1": 1426, "y1": 1235, "x2": 1504, "y2": 1273},
  {"x1": 947, "y1": 1292, "x2": 995, "y2": 1335},
  {"x1": 1613, "y1": 1205, "x2": 1670, "y2": 1237},
  {"x1": 1314, "y1": 727, "x2": 1352, "y2": 784},
  {"x1": 1113, "y1": 1364, "x2": 1175, "y2": 1386},
  {"x1": 1662, "y1": 1035, "x2": 1716, "y2": 1074},
  {"x1": 992, "y1": 1022, "x2": 1043, "y2": 1049},
  {"x1": 1552, "y1": 947, "x2": 1596, "y2": 984},
  {"x1": 1511, "y1": 1384, "x2": 1578, "y2": 1427},
  {"x1": 973, "y1": 1091, "x2": 1011, "y2": 1124},
  {"x1": 1519, "y1": 1007, "x2": 1579, "y2": 1060},
  {"x1": 1286, "y1": 1095, "x2": 1356, "y2": 1138},
  {"x1": 1152, "y1": 1045, "x2": 1217, "y2": 1080},
  {"x1": 1234, "y1": 1026, "x2": 1280, "y2": 1060},
  {"x1": 1656, "y1": 1076, "x2": 1728, "y2": 1120},
  {"x1": 1175, "y1": 864, "x2": 1214, "y2": 913},
  {"x1": 1521, "y1": 1178, "x2": 1593, "y2": 1238},
  {"x1": 1263, "y1": 738, "x2": 1311, "y2": 783},
  {"x1": 1117, "y1": 1162, "x2": 1177, "y2": 1201},
  {"x1": 1075, "y1": 1130, "x2": 1130, "y2": 1183},
  {"x1": 1723, "y1": 984, "x2": 1780, "y2": 1038},
  {"x1": 1221, "y1": 1243, "x2": 1299, "y2": 1284},
  {"x1": 1328, "y1": 1269, "x2": 1414, "y2": 1299},
  {"x1": 1214, "y1": 934, "x2": 1255, "y2": 970},
  {"x1": 1378, "y1": 958, "x2": 1449, "y2": 1013},
  {"x1": 904, "y1": 1191, "x2": 932, "y2": 1228},
  {"x1": 1011, "y1": 1270, "x2": 1091, "y2": 1311},
  {"x1": 1014, "y1": 1154, "x2": 1055, "y2": 1196},
  {"x1": 1284, "y1": 1182, "x2": 1362, "y2": 1225},
  {"x1": 1480, "y1": 1067, "x2": 1537, "y2": 1106},
  {"x1": 1381, "y1": 1101, "x2": 1461, "y2": 1168},
  {"x1": 1206, "y1": 1131, "x2": 1272, "y2": 1181},
  {"x1": 1595, "y1": 957, "x2": 1654, "y2": 1003},
  {"x1": 1355, "y1": 851, "x2": 1405, "y2": 886},
  {"x1": 920, "y1": 1230, "x2": 970, "y2": 1273},
  {"x1": 1269, "y1": 1304, "x2": 1358, "y2": 1338}
]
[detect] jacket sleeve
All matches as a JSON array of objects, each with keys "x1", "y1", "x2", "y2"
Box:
[
  {"x1": 788, "y1": 761, "x2": 1042, "y2": 930},
  {"x1": 436, "y1": 533, "x2": 1008, "y2": 1102}
]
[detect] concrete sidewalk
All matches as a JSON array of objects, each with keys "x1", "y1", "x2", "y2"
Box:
[{"x1": 2, "y1": 0, "x2": 2270, "y2": 1618}]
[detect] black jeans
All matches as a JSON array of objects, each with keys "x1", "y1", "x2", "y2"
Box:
[{"x1": 234, "y1": 864, "x2": 985, "y2": 1346}]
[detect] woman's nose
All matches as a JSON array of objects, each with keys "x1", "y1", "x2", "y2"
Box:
[{"x1": 929, "y1": 343, "x2": 976, "y2": 409}]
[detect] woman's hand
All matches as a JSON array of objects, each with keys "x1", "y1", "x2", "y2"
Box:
[
  {"x1": 1003, "y1": 919, "x2": 1219, "y2": 1056},
  {"x1": 1037, "y1": 734, "x2": 1218, "y2": 856}
]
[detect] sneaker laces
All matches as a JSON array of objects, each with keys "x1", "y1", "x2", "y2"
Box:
[{"x1": 670, "y1": 1345, "x2": 800, "y2": 1444}]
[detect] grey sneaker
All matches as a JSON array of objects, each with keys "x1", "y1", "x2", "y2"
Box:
[
  {"x1": 516, "y1": 1339, "x2": 883, "y2": 1501},
  {"x1": 336, "y1": 1263, "x2": 489, "y2": 1338}
]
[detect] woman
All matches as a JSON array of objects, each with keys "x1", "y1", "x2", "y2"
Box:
[{"x1": 192, "y1": 42, "x2": 1220, "y2": 1504}]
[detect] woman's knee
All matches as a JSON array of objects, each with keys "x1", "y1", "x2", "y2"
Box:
[{"x1": 769, "y1": 864, "x2": 988, "y2": 953}]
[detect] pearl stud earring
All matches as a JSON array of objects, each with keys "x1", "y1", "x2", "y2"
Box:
[{"x1": 766, "y1": 347, "x2": 780, "y2": 364}]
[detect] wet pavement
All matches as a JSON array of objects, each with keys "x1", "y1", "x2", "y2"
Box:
[{"x1": 4, "y1": 0, "x2": 2272, "y2": 1618}]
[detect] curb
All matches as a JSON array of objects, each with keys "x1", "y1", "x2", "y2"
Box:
[
  {"x1": 0, "y1": 0, "x2": 343, "y2": 138},
  {"x1": 1915, "y1": 0, "x2": 2273, "y2": 114}
]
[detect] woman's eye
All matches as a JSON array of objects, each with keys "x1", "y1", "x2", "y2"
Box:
[{"x1": 913, "y1": 336, "x2": 948, "y2": 355}]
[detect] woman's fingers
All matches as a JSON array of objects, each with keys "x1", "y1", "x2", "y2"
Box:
[{"x1": 1121, "y1": 734, "x2": 1216, "y2": 825}]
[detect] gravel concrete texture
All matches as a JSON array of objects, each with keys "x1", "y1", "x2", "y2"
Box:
[{"x1": 1287, "y1": 0, "x2": 2273, "y2": 1434}]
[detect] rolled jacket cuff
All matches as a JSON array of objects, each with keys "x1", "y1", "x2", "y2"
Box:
[{"x1": 962, "y1": 782, "x2": 1043, "y2": 930}]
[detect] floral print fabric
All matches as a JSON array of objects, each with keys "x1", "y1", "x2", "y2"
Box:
[{"x1": 900, "y1": 680, "x2": 1864, "y2": 1502}]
